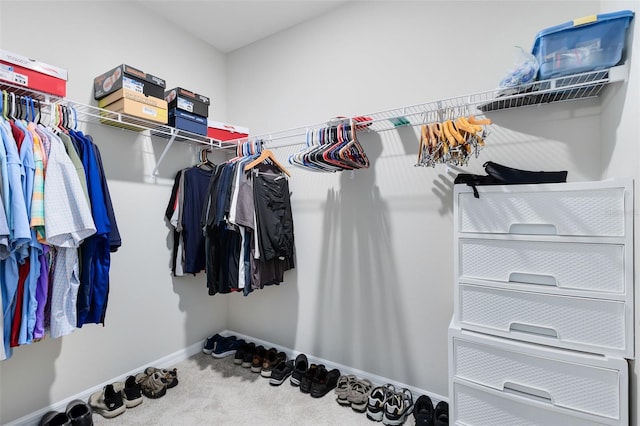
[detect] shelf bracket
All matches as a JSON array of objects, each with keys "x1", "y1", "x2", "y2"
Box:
[{"x1": 151, "y1": 131, "x2": 178, "y2": 176}]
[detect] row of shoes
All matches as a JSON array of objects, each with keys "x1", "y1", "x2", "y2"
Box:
[
  {"x1": 87, "y1": 367, "x2": 178, "y2": 419},
  {"x1": 364, "y1": 383, "x2": 449, "y2": 426},
  {"x1": 203, "y1": 334, "x2": 342, "y2": 398}
]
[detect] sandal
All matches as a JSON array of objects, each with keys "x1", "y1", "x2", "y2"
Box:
[
  {"x1": 135, "y1": 371, "x2": 167, "y2": 399},
  {"x1": 144, "y1": 366, "x2": 179, "y2": 389},
  {"x1": 347, "y1": 378, "x2": 373, "y2": 412},
  {"x1": 334, "y1": 374, "x2": 358, "y2": 406}
]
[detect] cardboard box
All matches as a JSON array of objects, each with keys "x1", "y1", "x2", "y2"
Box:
[
  {"x1": 168, "y1": 109, "x2": 207, "y2": 136},
  {"x1": 98, "y1": 88, "x2": 167, "y2": 110},
  {"x1": 165, "y1": 87, "x2": 210, "y2": 117},
  {"x1": 100, "y1": 97, "x2": 168, "y2": 132},
  {"x1": 0, "y1": 49, "x2": 67, "y2": 97},
  {"x1": 94, "y1": 64, "x2": 166, "y2": 100},
  {"x1": 207, "y1": 120, "x2": 249, "y2": 141}
]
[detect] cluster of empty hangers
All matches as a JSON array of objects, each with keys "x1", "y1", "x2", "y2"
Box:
[
  {"x1": 288, "y1": 118, "x2": 370, "y2": 172},
  {"x1": 417, "y1": 111, "x2": 491, "y2": 167}
]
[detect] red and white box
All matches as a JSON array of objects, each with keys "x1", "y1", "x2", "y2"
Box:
[
  {"x1": 207, "y1": 120, "x2": 249, "y2": 141},
  {"x1": 0, "y1": 49, "x2": 68, "y2": 97}
]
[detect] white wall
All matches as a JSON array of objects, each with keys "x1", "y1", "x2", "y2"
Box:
[
  {"x1": 225, "y1": 0, "x2": 605, "y2": 400},
  {"x1": 0, "y1": 1, "x2": 229, "y2": 423}
]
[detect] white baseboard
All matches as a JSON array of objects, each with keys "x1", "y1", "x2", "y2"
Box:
[
  {"x1": 224, "y1": 329, "x2": 448, "y2": 405},
  {"x1": 8, "y1": 330, "x2": 447, "y2": 425},
  {"x1": 5, "y1": 341, "x2": 203, "y2": 426}
]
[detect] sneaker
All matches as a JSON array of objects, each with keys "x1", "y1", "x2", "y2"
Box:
[
  {"x1": 300, "y1": 364, "x2": 321, "y2": 394},
  {"x1": 290, "y1": 353, "x2": 308, "y2": 387},
  {"x1": 250, "y1": 346, "x2": 268, "y2": 373},
  {"x1": 335, "y1": 375, "x2": 358, "y2": 406},
  {"x1": 310, "y1": 367, "x2": 341, "y2": 398},
  {"x1": 242, "y1": 344, "x2": 260, "y2": 368},
  {"x1": 113, "y1": 376, "x2": 143, "y2": 408},
  {"x1": 433, "y1": 401, "x2": 449, "y2": 426},
  {"x1": 234, "y1": 342, "x2": 255, "y2": 365},
  {"x1": 212, "y1": 337, "x2": 244, "y2": 359},
  {"x1": 269, "y1": 359, "x2": 294, "y2": 386},
  {"x1": 413, "y1": 395, "x2": 435, "y2": 426},
  {"x1": 144, "y1": 367, "x2": 178, "y2": 389},
  {"x1": 383, "y1": 388, "x2": 414, "y2": 426},
  {"x1": 261, "y1": 350, "x2": 286, "y2": 378},
  {"x1": 88, "y1": 384, "x2": 126, "y2": 418},
  {"x1": 366, "y1": 384, "x2": 396, "y2": 422},
  {"x1": 202, "y1": 333, "x2": 225, "y2": 354},
  {"x1": 39, "y1": 411, "x2": 70, "y2": 426},
  {"x1": 135, "y1": 371, "x2": 167, "y2": 399},
  {"x1": 347, "y1": 379, "x2": 373, "y2": 412},
  {"x1": 65, "y1": 400, "x2": 93, "y2": 426}
]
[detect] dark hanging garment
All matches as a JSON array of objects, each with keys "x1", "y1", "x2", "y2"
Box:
[{"x1": 181, "y1": 167, "x2": 213, "y2": 275}]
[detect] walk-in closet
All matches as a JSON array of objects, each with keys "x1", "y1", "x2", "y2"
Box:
[{"x1": 0, "y1": 1, "x2": 638, "y2": 425}]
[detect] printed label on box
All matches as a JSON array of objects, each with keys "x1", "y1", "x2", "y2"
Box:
[
  {"x1": 177, "y1": 97, "x2": 194, "y2": 113},
  {"x1": 0, "y1": 64, "x2": 28, "y2": 86},
  {"x1": 142, "y1": 106, "x2": 157, "y2": 117},
  {"x1": 123, "y1": 76, "x2": 144, "y2": 94}
]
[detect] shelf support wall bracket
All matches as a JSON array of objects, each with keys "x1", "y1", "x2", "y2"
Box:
[{"x1": 151, "y1": 131, "x2": 178, "y2": 176}]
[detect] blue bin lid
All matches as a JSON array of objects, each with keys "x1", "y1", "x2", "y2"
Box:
[{"x1": 532, "y1": 9, "x2": 634, "y2": 54}]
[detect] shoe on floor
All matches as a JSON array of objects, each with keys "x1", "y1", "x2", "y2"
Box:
[
  {"x1": 335, "y1": 374, "x2": 358, "y2": 406},
  {"x1": 242, "y1": 343, "x2": 259, "y2": 368},
  {"x1": 310, "y1": 367, "x2": 341, "y2": 398},
  {"x1": 366, "y1": 384, "x2": 396, "y2": 422},
  {"x1": 413, "y1": 395, "x2": 435, "y2": 426},
  {"x1": 235, "y1": 342, "x2": 255, "y2": 365},
  {"x1": 202, "y1": 333, "x2": 225, "y2": 355},
  {"x1": 347, "y1": 379, "x2": 373, "y2": 412},
  {"x1": 113, "y1": 376, "x2": 143, "y2": 408},
  {"x1": 250, "y1": 346, "x2": 268, "y2": 373},
  {"x1": 383, "y1": 388, "x2": 414, "y2": 426},
  {"x1": 434, "y1": 401, "x2": 449, "y2": 426},
  {"x1": 212, "y1": 336, "x2": 244, "y2": 359},
  {"x1": 143, "y1": 367, "x2": 178, "y2": 389},
  {"x1": 290, "y1": 353, "x2": 308, "y2": 387},
  {"x1": 261, "y1": 350, "x2": 286, "y2": 378},
  {"x1": 135, "y1": 371, "x2": 167, "y2": 399},
  {"x1": 39, "y1": 411, "x2": 70, "y2": 426},
  {"x1": 300, "y1": 364, "x2": 321, "y2": 394},
  {"x1": 88, "y1": 384, "x2": 126, "y2": 419},
  {"x1": 269, "y1": 359, "x2": 294, "y2": 386},
  {"x1": 65, "y1": 399, "x2": 93, "y2": 426}
]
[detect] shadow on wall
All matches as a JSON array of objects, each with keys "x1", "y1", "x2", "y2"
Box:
[
  {"x1": 311, "y1": 132, "x2": 412, "y2": 379},
  {"x1": 0, "y1": 337, "x2": 62, "y2": 424}
]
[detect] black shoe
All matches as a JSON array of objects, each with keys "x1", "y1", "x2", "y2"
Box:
[
  {"x1": 413, "y1": 395, "x2": 435, "y2": 425},
  {"x1": 269, "y1": 360, "x2": 294, "y2": 386},
  {"x1": 241, "y1": 343, "x2": 258, "y2": 368},
  {"x1": 300, "y1": 364, "x2": 321, "y2": 393},
  {"x1": 65, "y1": 400, "x2": 93, "y2": 426},
  {"x1": 40, "y1": 411, "x2": 71, "y2": 426},
  {"x1": 202, "y1": 333, "x2": 224, "y2": 355},
  {"x1": 235, "y1": 342, "x2": 254, "y2": 365},
  {"x1": 310, "y1": 368, "x2": 341, "y2": 398},
  {"x1": 290, "y1": 353, "x2": 308, "y2": 387},
  {"x1": 434, "y1": 401, "x2": 449, "y2": 426},
  {"x1": 262, "y1": 350, "x2": 286, "y2": 378}
]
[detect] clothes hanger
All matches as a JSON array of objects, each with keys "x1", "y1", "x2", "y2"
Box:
[{"x1": 244, "y1": 147, "x2": 291, "y2": 176}]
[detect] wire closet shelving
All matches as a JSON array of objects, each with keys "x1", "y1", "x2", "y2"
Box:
[{"x1": 0, "y1": 64, "x2": 628, "y2": 174}]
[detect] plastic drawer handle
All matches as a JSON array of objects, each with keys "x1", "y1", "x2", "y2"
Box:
[
  {"x1": 503, "y1": 381, "x2": 553, "y2": 404},
  {"x1": 509, "y1": 322, "x2": 558, "y2": 338},
  {"x1": 509, "y1": 272, "x2": 558, "y2": 286},
  {"x1": 508, "y1": 223, "x2": 558, "y2": 235}
]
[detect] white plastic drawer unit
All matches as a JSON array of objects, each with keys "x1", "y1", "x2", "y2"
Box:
[
  {"x1": 449, "y1": 329, "x2": 628, "y2": 424},
  {"x1": 456, "y1": 283, "x2": 632, "y2": 358},
  {"x1": 452, "y1": 380, "x2": 611, "y2": 426},
  {"x1": 458, "y1": 238, "x2": 626, "y2": 294},
  {"x1": 455, "y1": 179, "x2": 633, "y2": 237}
]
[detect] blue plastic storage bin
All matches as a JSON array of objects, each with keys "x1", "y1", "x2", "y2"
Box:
[{"x1": 532, "y1": 10, "x2": 634, "y2": 80}]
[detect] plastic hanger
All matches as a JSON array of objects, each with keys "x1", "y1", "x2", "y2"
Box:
[{"x1": 244, "y1": 147, "x2": 291, "y2": 176}]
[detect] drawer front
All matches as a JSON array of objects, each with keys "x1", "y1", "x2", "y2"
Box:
[
  {"x1": 457, "y1": 187, "x2": 626, "y2": 237},
  {"x1": 459, "y1": 239, "x2": 625, "y2": 294},
  {"x1": 453, "y1": 380, "x2": 608, "y2": 426},
  {"x1": 452, "y1": 337, "x2": 622, "y2": 420},
  {"x1": 458, "y1": 284, "x2": 627, "y2": 355}
]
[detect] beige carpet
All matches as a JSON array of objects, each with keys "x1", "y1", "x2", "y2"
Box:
[{"x1": 91, "y1": 352, "x2": 418, "y2": 426}]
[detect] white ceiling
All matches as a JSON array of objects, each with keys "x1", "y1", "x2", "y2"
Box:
[{"x1": 137, "y1": 1, "x2": 349, "y2": 53}]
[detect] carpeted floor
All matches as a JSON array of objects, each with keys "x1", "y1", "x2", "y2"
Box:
[{"x1": 91, "y1": 352, "x2": 417, "y2": 426}]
